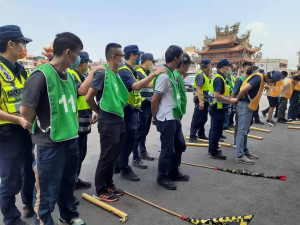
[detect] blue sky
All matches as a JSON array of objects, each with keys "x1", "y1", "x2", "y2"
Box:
[{"x1": 1, "y1": 0, "x2": 299, "y2": 69}]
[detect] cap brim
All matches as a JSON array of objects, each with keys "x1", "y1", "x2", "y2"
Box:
[
  {"x1": 19, "y1": 36, "x2": 32, "y2": 43},
  {"x1": 136, "y1": 51, "x2": 143, "y2": 55},
  {"x1": 88, "y1": 59, "x2": 92, "y2": 63}
]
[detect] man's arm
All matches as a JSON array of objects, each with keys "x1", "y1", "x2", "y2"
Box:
[
  {"x1": 132, "y1": 68, "x2": 167, "y2": 91},
  {"x1": 236, "y1": 83, "x2": 253, "y2": 101},
  {"x1": 214, "y1": 91, "x2": 236, "y2": 104},
  {"x1": 0, "y1": 110, "x2": 31, "y2": 129},
  {"x1": 85, "y1": 88, "x2": 99, "y2": 113},
  {"x1": 151, "y1": 93, "x2": 162, "y2": 121},
  {"x1": 196, "y1": 86, "x2": 204, "y2": 110},
  {"x1": 77, "y1": 65, "x2": 106, "y2": 96}
]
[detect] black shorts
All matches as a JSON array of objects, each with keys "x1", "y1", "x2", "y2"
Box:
[{"x1": 267, "y1": 96, "x2": 278, "y2": 107}]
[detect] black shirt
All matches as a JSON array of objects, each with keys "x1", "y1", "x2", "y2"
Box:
[
  {"x1": 90, "y1": 69, "x2": 123, "y2": 125},
  {"x1": 21, "y1": 68, "x2": 69, "y2": 147}
]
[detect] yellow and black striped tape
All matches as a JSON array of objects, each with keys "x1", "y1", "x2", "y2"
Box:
[{"x1": 187, "y1": 214, "x2": 254, "y2": 225}]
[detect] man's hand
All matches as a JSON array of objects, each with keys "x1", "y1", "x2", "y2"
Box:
[
  {"x1": 151, "y1": 117, "x2": 156, "y2": 125},
  {"x1": 154, "y1": 68, "x2": 168, "y2": 76},
  {"x1": 229, "y1": 98, "x2": 238, "y2": 105},
  {"x1": 90, "y1": 113, "x2": 98, "y2": 124},
  {"x1": 199, "y1": 102, "x2": 204, "y2": 110},
  {"x1": 264, "y1": 84, "x2": 270, "y2": 90},
  {"x1": 18, "y1": 117, "x2": 32, "y2": 130},
  {"x1": 91, "y1": 65, "x2": 107, "y2": 74}
]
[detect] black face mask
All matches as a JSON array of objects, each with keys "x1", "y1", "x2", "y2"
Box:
[
  {"x1": 246, "y1": 69, "x2": 253, "y2": 75},
  {"x1": 176, "y1": 60, "x2": 183, "y2": 68}
]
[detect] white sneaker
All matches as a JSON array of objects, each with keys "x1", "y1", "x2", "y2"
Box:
[
  {"x1": 235, "y1": 156, "x2": 254, "y2": 165},
  {"x1": 58, "y1": 218, "x2": 86, "y2": 225},
  {"x1": 245, "y1": 151, "x2": 259, "y2": 159},
  {"x1": 232, "y1": 143, "x2": 236, "y2": 148}
]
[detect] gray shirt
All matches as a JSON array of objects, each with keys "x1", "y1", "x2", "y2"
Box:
[
  {"x1": 154, "y1": 74, "x2": 177, "y2": 121},
  {"x1": 194, "y1": 71, "x2": 209, "y2": 102}
]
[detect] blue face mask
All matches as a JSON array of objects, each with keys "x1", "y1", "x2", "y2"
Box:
[
  {"x1": 70, "y1": 56, "x2": 81, "y2": 70},
  {"x1": 135, "y1": 57, "x2": 140, "y2": 65}
]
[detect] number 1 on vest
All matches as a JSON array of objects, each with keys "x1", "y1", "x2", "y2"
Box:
[{"x1": 59, "y1": 94, "x2": 76, "y2": 113}]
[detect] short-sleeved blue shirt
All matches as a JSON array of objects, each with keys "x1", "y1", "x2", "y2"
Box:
[
  {"x1": 240, "y1": 75, "x2": 262, "y2": 102},
  {"x1": 233, "y1": 77, "x2": 243, "y2": 95},
  {"x1": 118, "y1": 63, "x2": 138, "y2": 92}
]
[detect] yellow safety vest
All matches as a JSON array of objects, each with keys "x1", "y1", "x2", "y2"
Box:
[
  {"x1": 67, "y1": 69, "x2": 90, "y2": 111},
  {"x1": 240, "y1": 73, "x2": 264, "y2": 111},
  {"x1": 294, "y1": 81, "x2": 300, "y2": 91},
  {"x1": 0, "y1": 61, "x2": 28, "y2": 125},
  {"x1": 118, "y1": 65, "x2": 144, "y2": 108},
  {"x1": 267, "y1": 80, "x2": 284, "y2": 97},
  {"x1": 283, "y1": 79, "x2": 294, "y2": 99},
  {"x1": 208, "y1": 73, "x2": 229, "y2": 109},
  {"x1": 193, "y1": 69, "x2": 210, "y2": 100}
]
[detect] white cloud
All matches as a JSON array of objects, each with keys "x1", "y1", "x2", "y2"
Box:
[{"x1": 244, "y1": 22, "x2": 268, "y2": 36}]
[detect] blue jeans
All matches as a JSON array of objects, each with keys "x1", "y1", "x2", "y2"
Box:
[
  {"x1": 223, "y1": 107, "x2": 230, "y2": 128},
  {"x1": 288, "y1": 90, "x2": 299, "y2": 120},
  {"x1": 33, "y1": 140, "x2": 79, "y2": 225},
  {"x1": 236, "y1": 101, "x2": 253, "y2": 158}
]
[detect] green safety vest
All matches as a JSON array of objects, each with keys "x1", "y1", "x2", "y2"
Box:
[
  {"x1": 0, "y1": 60, "x2": 29, "y2": 125},
  {"x1": 208, "y1": 73, "x2": 230, "y2": 109},
  {"x1": 153, "y1": 67, "x2": 182, "y2": 119},
  {"x1": 240, "y1": 75, "x2": 246, "y2": 83},
  {"x1": 33, "y1": 63, "x2": 78, "y2": 141},
  {"x1": 99, "y1": 64, "x2": 129, "y2": 117},
  {"x1": 173, "y1": 70, "x2": 187, "y2": 115},
  {"x1": 118, "y1": 65, "x2": 144, "y2": 108},
  {"x1": 136, "y1": 67, "x2": 153, "y2": 102},
  {"x1": 193, "y1": 69, "x2": 210, "y2": 100},
  {"x1": 67, "y1": 68, "x2": 90, "y2": 111}
]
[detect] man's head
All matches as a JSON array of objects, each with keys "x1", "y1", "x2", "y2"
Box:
[
  {"x1": 105, "y1": 43, "x2": 123, "y2": 67},
  {"x1": 0, "y1": 25, "x2": 32, "y2": 62},
  {"x1": 165, "y1": 45, "x2": 183, "y2": 70},
  {"x1": 200, "y1": 58, "x2": 211, "y2": 71},
  {"x1": 230, "y1": 64, "x2": 238, "y2": 72},
  {"x1": 140, "y1": 53, "x2": 156, "y2": 70},
  {"x1": 217, "y1": 59, "x2": 232, "y2": 75},
  {"x1": 177, "y1": 53, "x2": 194, "y2": 73},
  {"x1": 76, "y1": 51, "x2": 92, "y2": 74},
  {"x1": 124, "y1": 45, "x2": 143, "y2": 66},
  {"x1": 252, "y1": 66, "x2": 259, "y2": 73},
  {"x1": 281, "y1": 71, "x2": 288, "y2": 79},
  {"x1": 242, "y1": 61, "x2": 253, "y2": 76},
  {"x1": 265, "y1": 70, "x2": 282, "y2": 83},
  {"x1": 53, "y1": 32, "x2": 83, "y2": 69},
  {"x1": 292, "y1": 74, "x2": 300, "y2": 83},
  {"x1": 259, "y1": 69, "x2": 265, "y2": 75}
]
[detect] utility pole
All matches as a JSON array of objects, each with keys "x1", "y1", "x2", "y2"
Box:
[{"x1": 297, "y1": 50, "x2": 300, "y2": 67}]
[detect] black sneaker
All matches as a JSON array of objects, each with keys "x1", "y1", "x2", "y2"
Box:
[
  {"x1": 189, "y1": 137, "x2": 198, "y2": 143},
  {"x1": 23, "y1": 205, "x2": 34, "y2": 218},
  {"x1": 169, "y1": 170, "x2": 190, "y2": 181},
  {"x1": 10, "y1": 219, "x2": 29, "y2": 225},
  {"x1": 58, "y1": 217, "x2": 86, "y2": 225},
  {"x1": 220, "y1": 135, "x2": 227, "y2": 139},
  {"x1": 208, "y1": 150, "x2": 222, "y2": 155},
  {"x1": 107, "y1": 185, "x2": 124, "y2": 196},
  {"x1": 120, "y1": 167, "x2": 140, "y2": 181},
  {"x1": 210, "y1": 152, "x2": 227, "y2": 160},
  {"x1": 74, "y1": 196, "x2": 79, "y2": 205},
  {"x1": 132, "y1": 159, "x2": 148, "y2": 169},
  {"x1": 277, "y1": 118, "x2": 285, "y2": 123},
  {"x1": 267, "y1": 120, "x2": 276, "y2": 126},
  {"x1": 157, "y1": 176, "x2": 177, "y2": 190},
  {"x1": 274, "y1": 113, "x2": 278, "y2": 118},
  {"x1": 75, "y1": 179, "x2": 91, "y2": 190},
  {"x1": 223, "y1": 126, "x2": 231, "y2": 130},
  {"x1": 197, "y1": 135, "x2": 208, "y2": 140},
  {"x1": 139, "y1": 152, "x2": 154, "y2": 161},
  {"x1": 93, "y1": 192, "x2": 119, "y2": 202},
  {"x1": 262, "y1": 111, "x2": 267, "y2": 117}
]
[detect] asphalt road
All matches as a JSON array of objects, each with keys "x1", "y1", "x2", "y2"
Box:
[{"x1": 6, "y1": 92, "x2": 300, "y2": 225}]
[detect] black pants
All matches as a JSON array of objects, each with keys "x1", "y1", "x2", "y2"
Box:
[
  {"x1": 76, "y1": 132, "x2": 88, "y2": 179},
  {"x1": 135, "y1": 101, "x2": 152, "y2": 154},
  {"x1": 288, "y1": 90, "x2": 300, "y2": 120},
  {"x1": 190, "y1": 100, "x2": 209, "y2": 138},
  {"x1": 252, "y1": 105, "x2": 260, "y2": 122},
  {"x1": 0, "y1": 125, "x2": 35, "y2": 225},
  {"x1": 156, "y1": 120, "x2": 186, "y2": 177},
  {"x1": 208, "y1": 107, "x2": 225, "y2": 155},
  {"x1": 278, "y1": 97, "x2": 288, "y2": 119},
  {"x1": 95, "y1": 122, "x2": 126, "y2": 194}
]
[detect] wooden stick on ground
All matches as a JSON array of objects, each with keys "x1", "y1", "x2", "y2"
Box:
[
  {"x1": 250, "y1": 126, "x2": 271, "y2": 133},
  {"x1": 286, "y1": 121, "x2": 300, "y2": 125},
  {"x1": 186, "y1": 142, "x2": 209, "y2": 147},
  {"x1": 225, "y1": 130, "x2": 263, "y2": 140},
  {"x1": 185, "y1": 136, "x2": 231, "y2": 147},
  {"x1": 288, "y1": 126, "x2": 300, "y2": 129},
  {"x1": 82, "y1": 193, "x2": 128, "y2": 223}
]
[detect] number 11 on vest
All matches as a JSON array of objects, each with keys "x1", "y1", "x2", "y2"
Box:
[{"x1": 59, "y1": 95, "x2": 76, "y2": 113}]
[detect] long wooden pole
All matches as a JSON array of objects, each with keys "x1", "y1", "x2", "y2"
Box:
[
  {"x1": 286, "y1": 121, "x2": 300, "y2": 125},
  {"x1": 186, "y1": 136, "x2": 231, "y2": 147},
  {"x1": 288, "y1": 126, "x2": 300, "y2": 129},
  {"x1": 82, "y1": 193, "x2": 128, "y2": 223},
  {"x1": 225, "y1": 130, "x2": 263, "y2": 140},
  {"x1": 250, "y1": 126, "x2": 271, "y2": 133}
]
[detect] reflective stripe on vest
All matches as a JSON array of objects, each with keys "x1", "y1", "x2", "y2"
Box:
[
  {"x1": 193, "y1": 70, "x2": 210, "y2": 100},
  {"x1": 67, "y1": 69, "x2": 90, "y2": 111},
  {"x1": 240, "y1": 73, "x2": 264, "y2": 111},
  {"x1": 118, "y1": 65, "x2": 144, "y2": 108},
  {"x1": 208, "y1": 73, "x2": 229, "y2": 109},
  {"x1": 0, "y1": 61, "x2": 27, "y2": 125},
  {"x1": 136, "y1": 67, "x2": 153, "y2": 101}
]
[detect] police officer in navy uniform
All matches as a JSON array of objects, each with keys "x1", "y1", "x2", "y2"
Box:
[{"x1": 0, "y1": 25, "x2": 35, "y2": 225}]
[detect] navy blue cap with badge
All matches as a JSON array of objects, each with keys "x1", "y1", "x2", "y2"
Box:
[
  {"x1": 0, "y1": 25, "x2": 32, "y2": 43},
  {"x1": 201, "y1": 58, "x2": 211, "y2": 65},
  {"x1": 217, "y1": 59, "x2": 232, "y2": 68},
  {"x1": 80, "y1": 51, "x2": 92, "y2": 63},
  {"x1": 141, "y1": 53, "x2": 157, "y2": 63},
  {"x1": 124, "y1": 45, "x2": 143, "y2": 55},
  {"x1": 269, "y1": 70, "x2": 282, "y2": 83}
]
